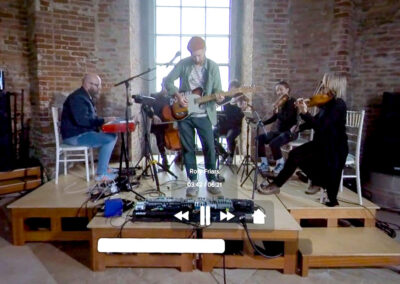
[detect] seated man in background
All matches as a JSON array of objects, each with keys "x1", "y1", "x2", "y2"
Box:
[
  {"x1": 61, "y1": 73, "x2": 117, "y2": 182},
  {"x1": 214, "y1": 79, "x2": 247, "y2": 165},
  {"x1": 150, "y1": 80, "x2": 172, "y2": 169}
]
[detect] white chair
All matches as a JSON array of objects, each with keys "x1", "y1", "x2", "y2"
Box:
[
  {"x1": 340, "y1": 110, "x2": 365, "y2": 205},
  {"x1": 51, "y1": 107, "x2": 94, "y2": 184}
]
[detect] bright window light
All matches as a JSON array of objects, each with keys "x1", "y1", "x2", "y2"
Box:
[{"x1": 154, "y1": 0, "x2": 231, "y2": 91}]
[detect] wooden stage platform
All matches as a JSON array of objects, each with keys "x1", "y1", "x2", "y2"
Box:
[{"x1": 6, "y1": 162, "x2": 400, "y2": 275}]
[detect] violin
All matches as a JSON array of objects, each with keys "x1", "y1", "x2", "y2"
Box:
[
  {"x1": 273, "y1": 94, "x2": 289, "y2": 113},
  {"x1": 225, "y1": 92, "x2": 250, "y2": 111},
  {"x1": 295, "y1": 93, "x2": 333, "y2": 109},
  {"x1": 306, "y1": 93, "x2": 333, "y2": 107},
  {"x1": 295, "y1": 79, "x2": 334, "y2": 111}
]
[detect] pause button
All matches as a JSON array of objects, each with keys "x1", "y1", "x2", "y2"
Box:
[{"x1": 200, "y1": 205, "x2": 210, "y2": 226}]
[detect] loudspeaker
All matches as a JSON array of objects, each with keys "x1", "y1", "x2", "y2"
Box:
[
  {"x1": 0, "y1": 91, "x2": 13, "y2": 171},
  {"x1": 375, "y1": 92, "x2": 400, "y2": 175}
]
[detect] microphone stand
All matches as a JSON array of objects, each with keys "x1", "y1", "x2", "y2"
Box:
[
  {"x1": 252, "y1": 111, "x2": 264, "y2": 199},
  {"x1": 134, "y1": 105, "x2": 166, "y2": 196},
  {"x1": 240, "y1": 110, "x2": 268, "y2": 199},
  {"x1": 113, "y1": 67, "x2": 156, "y2": 200},
  {"x1": 237, "y1": 117, "x2": 254, "y2": 183}
]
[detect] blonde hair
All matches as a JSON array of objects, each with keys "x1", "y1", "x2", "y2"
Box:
[{"x1": 322, "y1": 73, "x2": 346, "y2": 98}]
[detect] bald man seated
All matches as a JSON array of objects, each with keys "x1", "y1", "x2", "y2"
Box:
[{"x1": 61, "y1": 74, "x2": 117, "y2": 182}]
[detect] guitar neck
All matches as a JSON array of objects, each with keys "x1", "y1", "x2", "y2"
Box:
[{"x1": 195, "y1": 88, "x2": 249, "y2": 104}]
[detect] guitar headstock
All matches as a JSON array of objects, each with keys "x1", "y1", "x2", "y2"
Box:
[{"x1": 226, "y1": 86, "x2": 259, "y2": 97}]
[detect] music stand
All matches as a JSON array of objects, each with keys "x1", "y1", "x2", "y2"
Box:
[
  {"x1": 134, "y1": 105, "x2": 175, "y2": 195},
  {"x1": 139, "y1": 114, "x2": 178, "y2": 180},
  {"x1": 213, "y1": 111, "x2": 227, "y2": 182},
  {"x1": 239, "y1": 110, "x2": 268, "y2": 199},
  {"x1": 237, "y1": 112, "x2": 257, "y2": 185}
]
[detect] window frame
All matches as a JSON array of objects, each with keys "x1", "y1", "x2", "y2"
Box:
[{"x1": 149, "y1": 0, "x2": 233, "y2": 93}]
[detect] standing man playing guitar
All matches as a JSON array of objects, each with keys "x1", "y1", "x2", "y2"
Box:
[{"x1": 164, "y1": 36, "x2": 224, "y2": 197}]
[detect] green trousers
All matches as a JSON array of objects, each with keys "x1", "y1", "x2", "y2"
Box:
[{"x1": 178, "y1": 116, "x2": 216, "y2": 181}]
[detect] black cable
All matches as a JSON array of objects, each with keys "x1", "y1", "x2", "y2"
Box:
[
  {"x1": 380, "y1": 207, "x2": 400, "y2": 213},
  {"x1": 116, "y1": 219, "x2": 131, "y2": 238},
  {"x1": 76, "y1": 195, "x2": 91, "y2": 217},
  {"x1": 223, "y1": 254, "x2": 226, "y2": 284},
  {"x1": 239, "y1": 218, "x2": 282, "y2": 259},
  {"x1": 338, "y1": 198, "x2": 399, "y2": 238},
  {"x1": 187, "y1": 227, "x2": 197, "y2": 239},
  {"x1": 254, "y1": 204, "x2": 266, "y2": 215}
]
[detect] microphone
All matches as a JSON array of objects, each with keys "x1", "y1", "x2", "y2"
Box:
[
  {"x1": 132, "y1": 94, "x2": 156, "y2": 105},
  {"x1": 164, "y1": 51, "x2": 181, "y2": 67}
]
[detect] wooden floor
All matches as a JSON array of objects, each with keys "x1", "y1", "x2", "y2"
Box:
[{"x1": 6, "y1": 158, "x2": 400, "y2": 274}]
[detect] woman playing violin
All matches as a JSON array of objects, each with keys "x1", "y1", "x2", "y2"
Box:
[
  {"x1": 256, "y1": 81, "x2": 298, "y2": 176},
  {"x1": 259, "y1": 73, "x2": 348, "y2": 207}
]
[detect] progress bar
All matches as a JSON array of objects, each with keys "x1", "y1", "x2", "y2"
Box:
[{"x1": 98, "y1": 238, "x2": 225, "y2": 253}]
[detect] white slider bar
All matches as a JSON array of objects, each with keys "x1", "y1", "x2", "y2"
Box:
[{"x1": 98, "y1": 238, "x2": 225, "y2": 253}]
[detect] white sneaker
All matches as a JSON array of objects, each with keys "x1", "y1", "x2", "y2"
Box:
[
  {"x1": 186, "y1": 180, "x2": 199, "y2": 197},
  {"x1": 305, "y1": 184, "x2": 321, "y2": 195},
  {"x1": 225, "y1": 156, "x2": 233, "y2": 166},
  {"x1": 259, "y1": 162, "x2": 269, "y2": 175},
  {"x1": 207, "y1": 180, "x2": 222, "y2": 195}
]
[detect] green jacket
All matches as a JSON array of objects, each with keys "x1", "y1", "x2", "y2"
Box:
[{"x1": 164, "y1": 56, "x2": 222, "y2": 125}]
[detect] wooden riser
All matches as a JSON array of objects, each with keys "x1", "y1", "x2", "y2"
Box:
[
  {"x1": 301, "y1": 255, "x2": 400, "y2": 277},
  {"x1": 289, "y1": 208, "x2": 376, "y2": 227},
  {"x1": 92, "y1": 254, "x2": 194, "y2": 272},
  {"x1": 200, "y1": 254, "x2": 285, "y2": 271},
  {"x1": 9, "y1": 163, "x2": 396, "y2": 276},
  {"x1": 0, "y1": 166, "x2": 41, "y2": 195},
  {"x1": 0, "y1": 179, "x2": 41, "y2": 195},
  {"x1": 299, "y1": 227, "x2": 400, "y2": 277},
  {"x1": 11, "y1": 208, "x2": 94, "y2": 245},
  {"x1": 90, "y1": 227, "x2": 196, "y2": 271}
]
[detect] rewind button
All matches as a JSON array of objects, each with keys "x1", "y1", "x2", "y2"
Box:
[{"x1": 174, "y1": 211, "x2": 189, "y2": 221}]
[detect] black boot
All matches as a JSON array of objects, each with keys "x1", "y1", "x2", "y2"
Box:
[
  {"x1": 324, "y1": 200, "x2": 339, "y2": 207},
  {"x1": 161, "y1": 154, "x2": 169, "y2": 169}
]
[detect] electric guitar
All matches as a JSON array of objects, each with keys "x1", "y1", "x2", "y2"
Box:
[{"x1": 171, "y1": 86, "x2": 256, "y2": 120}]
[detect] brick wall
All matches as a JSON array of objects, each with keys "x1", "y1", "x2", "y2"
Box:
[
  {"x1": 250, "y1": 0, "x2": 400, "y2": 180},
  {"x1": 0, "y1": 0, "x2": 30, "y2": 118},
  {"x1": 2, "y1": 0, "x2": 399, "y2": 179},
  {"x1": 288, "y1": 0, "x2": 334, "y2": 97},
  {"x1": 0, "y1": 0, "x2": 143, "y2": 177},
  {"x1": 352, "y1": 1, "x2": 400, "y2": 175},
  {"x1": 353, "y1": 1, "x2": 400, "y2": 123},
  {"x1": 253, "y1": 0, "x2": 290, "y2": 117}
]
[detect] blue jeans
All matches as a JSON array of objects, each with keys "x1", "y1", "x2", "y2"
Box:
[
  {"x1": 257, "y1": 130, "x2": 292, "y2": 160},
  {"x1": 63, "y1": 131, "x2": 117, "y2": 176}
]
